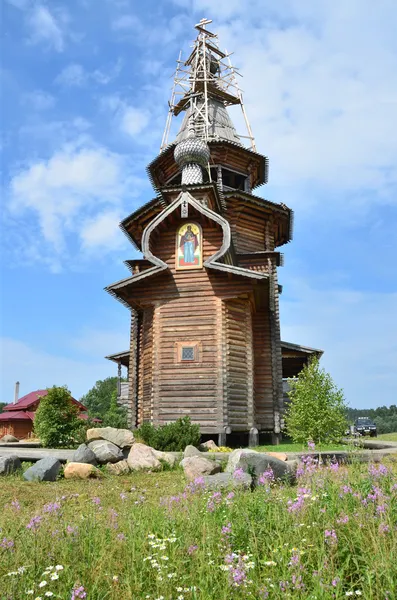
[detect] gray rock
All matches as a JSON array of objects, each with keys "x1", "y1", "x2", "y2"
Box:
[
  {"x1": 200, "y1": 440, "x2": 219, "y2": 451},
  {"x1": 201, "y1": 472, "x2": 252, "y2": 490},
  {"x1": 88, "y1": 440, "x2": 123, "y2": 464},
  {"x1": 226, "y1": 449, "x2": 292, "y2": 482},
  {"x1": 180, "y1": 456, "x2": 222, "y2": 481},
  {"x1": 183, "y1": 445, "x2": 202, "y2": 458},
  {"x1": 72, "y1": 444, "x2": 97, "y2": 465},
  {"x1": 86, "y1": 427, "x2": 135, "y2": 449},
  {"x1": 0, "y1": 455, "x2": 22, "y2": 475},
  {"x1": 23, "y1": 457, "x2": 61, "y2": 482},
  {"x1": 0, "y1": 434, "x2": 19, "y2": 443}
]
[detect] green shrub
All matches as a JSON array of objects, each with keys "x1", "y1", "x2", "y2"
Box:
[
  {"x1": 102, "y1": 391, "x2": 129, "y2": 429},
  {"x1": 34, "y1": 386, "x2": 83, "y2": 448},
  {"x1": 284, "y1": 357, "x2": 348, "y2": 444},
  {"x1": 137, "y1": 416, "x2": 200, "y2": 451}
]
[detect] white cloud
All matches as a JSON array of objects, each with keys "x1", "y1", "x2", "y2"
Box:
[
  {"x1": 55, "y1": 63, "x2": 85, "y2": 86},
  {"x1": 21, "y1": 90, "x2": 55, "y2": 110},
  {"x1": 7, "y1": 138, "x2": 144, "y2": 267},
  {"x1": 101, "y1": 95, "x2": 150, "y2": 138},
  {"x1": 281, "y1": 277, "x2": 397, "y2": 409},
  {"x1": 0, "y1": 337, "x2": 126, "y2": 402},
  {"x1": 111, "y1": 14, "x2": 142, "y2": 32},
  {"x1": 27, "y1": 5, "x2": 65, "y2": 52},
  {"x1": 80, "y1": 210, "x2": 126, "y2": 252},
  {"x1": 178, "y1": 0, "x2": 397, "y2": 206}
]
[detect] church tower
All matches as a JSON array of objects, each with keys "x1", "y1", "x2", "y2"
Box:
[{"x1": 106, "y1": 19, "x2": 295, "y2": 445}]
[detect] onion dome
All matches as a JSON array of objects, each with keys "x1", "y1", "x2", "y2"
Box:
[{"x1": 174, "y1": 136, "x2": 210, "y2": 185}]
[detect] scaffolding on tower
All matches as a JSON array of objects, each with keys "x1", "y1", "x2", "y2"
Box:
[{"x1": 160, "y1": 18, "x2": 257, "y2": 153}]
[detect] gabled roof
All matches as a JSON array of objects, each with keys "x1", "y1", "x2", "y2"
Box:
[
  {"x1": 4, "y1": 389, "x2": 87, "y2": 412},
  {"x1": 0, "y1": 410, "x2": 34, "y2": 421}
]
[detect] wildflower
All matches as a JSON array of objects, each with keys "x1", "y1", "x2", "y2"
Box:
[
  {"x1": 308, "y1": 440, "x2": 315, "y2": 450},
  {"x1": 233, "y1": 467, "x2": 246, "y2": 480},
  {"x1": 55, "y1": 565, "x2": 63, "y2": 571},
  {"x1": 264, "y1": 561, "x2": 277, "y2": 566},
  {"x1": 26, "y1": 592, "x2": 34, "y2": 595},
  {"x1": 45, "y1": 593, "x2": 54, "y2": 597},
  {"x1": 324, "y1": 529, "x2": 337, "y2": 545},
  {"x1": 112, "y1": 575, "x2": 119, "y2": 582},
  {"x1": 0, "y1": 537, "x2": 14, "y2": 550},
  {"x1": 117, "y1": 533, "x2": 126, "y2": 541},
  {"x1": 71, "y1": 585, "x2": 87, "y2": 600},
  {"x1": 43, "y1": 502, "x2": 61, "y2": 514},
  {"x1": 26, "y1": 515, "x2": 42, "y2": 532},
  {"x1": 50, "y1": 574, "x2": 59, "y2": 581},
  {"x1": 11, "y1": 499, "x2": 21, "y2": 510},
  {"x1": 188, "y1": 545, "x2": 198, "y2": 555},
  {"x1": 355, "y1": 592, "x2": 362, "y2": 596}
]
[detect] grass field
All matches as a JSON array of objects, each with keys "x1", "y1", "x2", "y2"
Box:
[
  {"x1": 378, "y1": 433, "x2": 397, "y2": 442},
  {"x1": 1, "y1": 456, "x2": 396, "y2": 600}
]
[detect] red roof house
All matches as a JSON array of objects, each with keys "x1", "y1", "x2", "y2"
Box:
[{"x1": 0, "y1": 390, "x2": 100, "y2": 440}]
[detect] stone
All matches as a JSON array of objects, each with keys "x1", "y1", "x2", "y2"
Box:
[
  {"x1": 226, "y1": 449, "x2": 292, "y2": 482},
  {"x1": 200, "y1": 440, "x2": 219, "y2": 451},
  {"x1": 180, "y1": 456, "x2": 222, "y2": 481},
  {"x1": 0, "y1": 434, "x2": 19, "y2": 443},
  {"x1": 0, "y1": 455, "x2": 22, "y2": 475},
  {"x1": 201, "y1": 472, "x2": 252, "y2": 490},
  {"x1": 183, "y1": 445, "x2": 202, "y2": 458},
  {"x1": 127, "y1": 443, "x2": 175, "y2": 471},
  {"x1": 86, "y1": 427, "x2": 135, "y2": 449},
  {"x1": 88, "y1": 440, "x2": 123, "y2": 464},
  {"x1": 265, "y1": 452, "x2": 288, "y2": 462},
  {"x1": 105, "y1": 460, "x2": 130, "y2": 475},
  {"x1": 64, "y1": 462, "x2": 103, "y2": 480},
  {"x1": 72, "y1": 444, "x2": 97, "y2": 465},
  {"x1": 23, "y1": 457, "x2": 61, "y2": 482}
]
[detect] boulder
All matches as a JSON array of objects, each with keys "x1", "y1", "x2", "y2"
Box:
[
  {"x1": 105, "y1": 460, "x2": 130, "y2": 475},
  {"x1": 64, "y1": 462, "x2": 103, "y2": 480},
  {"x1": 180, "y1": 456, "x2": 222, "y2": 481},
  {"x1": 265, "y1": 452, "x2": 288, "y2": 462},
  {"x1": 200, "y1": 440, "x2": 219, "y2": 451},
  {"x1": 226, "y1": 449, "x2": 292, "y2": 482},
  {"x1": 127, "y1": 443, "x2": 175, "y2": 471},
  {"x1": 23, "y1": 457, "x2": 61, "y2": 482},
  {"x1": 0, "y1": 455, "x2": 22, "y2": 475},
  {"x1": 72, "y1": 444, "x2": 97, "y2": 465},
  {"x1": 86, "y1": 427, "x2": 135, "y2": 449},
  {"x1": 201, "y1": 472, "x2": 252, "y2": 490},
  {"x1": 183, "y1": 445, "x2": 202, "y2": 458},
  {"x1": 0, "y1": 434, "x2": 19, "y2": 443},
  {"x1": 88, "y1": 440, "x2": 123, "y2": 464}
]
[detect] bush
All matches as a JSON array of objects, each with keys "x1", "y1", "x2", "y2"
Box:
[
  {"x1": 284, "y1": 357, "x2": 348, "y2": 444},
  {"x1": 137, "y1": 416, "x2": 200, "y2": 451},
  {"x1": 102, "y1": 391, "x2": 129, "y2": 429},
  {"x1": 34, "y1": 386, "x2": 83, "y2": 448}
]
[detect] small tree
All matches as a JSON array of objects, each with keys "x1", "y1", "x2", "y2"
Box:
[
  {"x1": 284, "y1": 357, "x2": 348, "y2": 444},
  {"x1": 34, "y1": 386, "x2": 82, "y2": 448},
  {"x1": 80, "y1": 376, "x2": 126, "y2": 418},
  {"x1": 102, "y1": 391, "x2": 129, "y2": 429}
]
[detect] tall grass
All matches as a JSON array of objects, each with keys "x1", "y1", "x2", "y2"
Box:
[{"x1": 1, "y1": 458, "x2": 396, "y2": 599}]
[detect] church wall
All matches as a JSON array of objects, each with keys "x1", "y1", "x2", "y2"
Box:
[{"x1": 252, "y1": 303, "x2": 275, "y2": 430}]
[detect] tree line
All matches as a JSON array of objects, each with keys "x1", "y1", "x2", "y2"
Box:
[{"x1": 347, "y1": 405, "x2": 397, "y2": 434}]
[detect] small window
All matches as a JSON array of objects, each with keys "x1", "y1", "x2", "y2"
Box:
[
  {"x1": 181, "y1": 346, "x2": 195, "y2": 361},
  {"x1": 176, "y1": 341, "x2": 201, "y2": 364}
]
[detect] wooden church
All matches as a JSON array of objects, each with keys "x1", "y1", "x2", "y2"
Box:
[{"x1": 106, "y1": 19, "x2": 322, "y2": 445}]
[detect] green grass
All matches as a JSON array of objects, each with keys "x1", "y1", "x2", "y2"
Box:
[
  {"x1": 255, "y1": 440, "x2": 350, "y2": 453},
  {"x1": 378, "y1": 432, "x2": 397, "y2": 442},
  {"x1": 1, "y1": 460, "x2": 396, "y2": 599}
]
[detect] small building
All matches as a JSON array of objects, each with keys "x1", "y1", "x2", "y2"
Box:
[
  {"x1": 105, "y1": 20, "x2": 323, "y2": 445},
  {"x1": 0, "y1": 388, "x2": 97, "y2": 440}
]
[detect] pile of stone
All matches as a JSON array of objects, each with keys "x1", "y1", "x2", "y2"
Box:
[
  {"x1": 63, "y1": 427, "x2": 176, "y2": 480},
  {"x1": 0, "y1": 434, "x2": 19, "y2": 443},
  {"x1": 180, "y1": 445, "x2": 297, "y2": 490}
]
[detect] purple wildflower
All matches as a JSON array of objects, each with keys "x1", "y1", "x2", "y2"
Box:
[
  {"x1": 43, "y1": 502, "x2": 61, "y2": 514},
  {"x1": 0, "y1": 538, "x2": 14, "y2": 551},
  {"x1": 308, "y1": 440, "x2": 316, "y2": 450},
  {"x1": 11, "y1": 500, "x2": 20, "y2": 511},
  {"x1": 188, "y1": 545, "x2": 198, "y2": 555},
  {"x1": 233, "y1": 467, "x2": 245, "y2": 481},
  {"x1": 71, "y1": 585, "x2": 87, "y2": 599},
  {"x1": 26, "y1": 515, "x2": 42, "y2": 532},
  {"x1": 116, "y1": 533, "x2": 126, "y2": 542},
  {"x1": 324, "y1": 529, "x2": 337, "y2": 545}
]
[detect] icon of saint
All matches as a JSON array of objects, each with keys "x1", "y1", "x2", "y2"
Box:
[{"x1": 180, "y1": 225, "x2": 198, "y2": 264}]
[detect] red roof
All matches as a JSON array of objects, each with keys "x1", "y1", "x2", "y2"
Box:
[
  {"x1": 4, "y1": 390, "x2": 87, "y2": 412},
  {"x1": 0, "y1": 410, "x2": 34, "y2": 421}
]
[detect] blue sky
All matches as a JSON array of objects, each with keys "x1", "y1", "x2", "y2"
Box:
[{"x1": 1, "y1": 0, "x2": 396, "y2": 409}]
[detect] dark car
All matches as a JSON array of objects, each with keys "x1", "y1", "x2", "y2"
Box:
[{"x1": 354, "y1": 417, "x2": 377, "y2": 437}]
